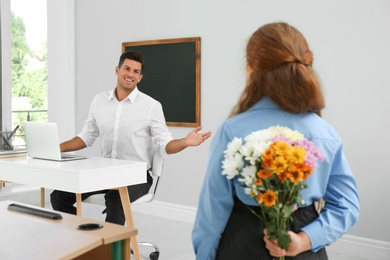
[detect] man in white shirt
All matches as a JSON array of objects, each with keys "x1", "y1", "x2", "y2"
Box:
[{"x1": 50, "y1": 50, "x2": 211, "y2": 225}]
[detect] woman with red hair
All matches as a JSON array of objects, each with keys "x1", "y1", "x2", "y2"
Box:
[{"x1": 192, "y1": 22, "x2": 359, "y2": 260}]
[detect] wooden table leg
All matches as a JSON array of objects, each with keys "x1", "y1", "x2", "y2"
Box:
[
  {"x1": 122, "y1": 237, "x2": 131, "y2": 260},
  {"x1": 76, "y1": 193, "x2": 82, "y2": 216},
  {"x1": 40, "y1": 187, "x2": 45, "y2": 207},
  {"x1": 118, "y1": 187, "x2": 141, "y2": 260}
]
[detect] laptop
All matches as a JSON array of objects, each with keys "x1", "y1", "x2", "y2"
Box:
[{"x1": 24, "y1": 121, "x2": 87, "y2": 161}]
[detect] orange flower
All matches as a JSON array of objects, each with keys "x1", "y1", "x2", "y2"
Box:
[
  {"x1": 255, "y1": 178, "x2": 263, "y2": 186},
  {"x1": 261, "y1": 150, "x2": 274, "y2": 168},
  {"x1": 257, "y1": 169, "x2": 272, "y2": 179},
  {"x1": 256, "y1": 192, "x2": 264, "y2": 204},
  {"x1": 277, "y1": 171, "x2": 289, "y2": 183},
  {"x1": 294, "y1": 163, "x2": 313, "y2": 180},
  {"x1": 270, "y1": 156, "x2": 288, "y2": 175},
  {"x1": 263, "y1": 189, "x2": 277, "y2": 207},
  {"x1": 288, "y1": 170, "x2": 305, "y2": 184}
]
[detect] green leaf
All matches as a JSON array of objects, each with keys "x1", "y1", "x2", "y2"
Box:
[{"x1": 276, "y1": 229, "x2": 291, "y2": 250}]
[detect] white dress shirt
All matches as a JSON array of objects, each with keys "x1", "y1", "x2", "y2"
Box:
[{"x1": 78, "y1": 87, "x2": 173, "y2": 169}]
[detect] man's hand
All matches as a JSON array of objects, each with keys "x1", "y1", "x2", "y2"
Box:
[
  {"x1": 185, "y1": 126, "x2": 212, "y2": 146},
  {"x1": 165, "y1": 126, "x2": 211, "y2": 154}
]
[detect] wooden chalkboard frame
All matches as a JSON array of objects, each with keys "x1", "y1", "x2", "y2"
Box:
[{"x1": 122, "y1": 37, "x2": 201, "y2": 127}]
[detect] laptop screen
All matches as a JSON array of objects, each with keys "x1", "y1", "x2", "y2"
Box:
[{"x1": 24, "y1": 122, "x2": 64, "y2": 160}]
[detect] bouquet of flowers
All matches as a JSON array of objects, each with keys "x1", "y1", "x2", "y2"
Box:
[{"x1": 222, "y1": 126, "x2": 324, "y2": 258}]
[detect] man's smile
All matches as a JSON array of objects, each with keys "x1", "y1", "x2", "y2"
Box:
[{"x1": 124, "y1": 77, "x2": 134, "y2": 83}]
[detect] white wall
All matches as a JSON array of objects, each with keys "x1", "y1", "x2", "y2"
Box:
[
  {"x1": 47, "y1": 0, "x2": 75, "y2": 139},
  {"x1": 48, "y1": 0, "x2": 390, "y2": 247}
]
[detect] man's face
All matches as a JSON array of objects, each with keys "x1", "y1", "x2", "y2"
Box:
[{"x1": 116, "y1": 59, "x2": 143, "y2": 92}]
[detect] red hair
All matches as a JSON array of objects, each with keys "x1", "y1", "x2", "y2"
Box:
[{"x1": 230, "y1": 22, "x2": 325, "y2": 117}]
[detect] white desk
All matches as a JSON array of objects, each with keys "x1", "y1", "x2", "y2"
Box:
[{"x1": 0, "y1": 156, "x2": 146, "y2": 260}]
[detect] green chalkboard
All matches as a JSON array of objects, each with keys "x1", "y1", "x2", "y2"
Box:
[{"x1": 122, "y1": 37, "x2": 201, "y2": 127}]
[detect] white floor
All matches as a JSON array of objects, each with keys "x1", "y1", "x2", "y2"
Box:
[{"x1": 0, "y1": 183, "x2": 366, "y2": 260}]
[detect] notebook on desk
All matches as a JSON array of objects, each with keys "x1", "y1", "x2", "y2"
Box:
[{"x1": 24, "y1": 121, "x2": 87, "y2": 161}]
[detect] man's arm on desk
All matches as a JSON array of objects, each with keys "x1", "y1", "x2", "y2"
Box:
[{"x1": 60, "y1": 137, "x2": 87, "y2": 152}]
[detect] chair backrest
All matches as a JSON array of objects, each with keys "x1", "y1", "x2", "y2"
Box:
[
  {"x1": 151, "y1": 151, "x2": 164, "y2": 178},
  {"x1": 132, "y1": 151, "x2": 164, "y2": 205}
]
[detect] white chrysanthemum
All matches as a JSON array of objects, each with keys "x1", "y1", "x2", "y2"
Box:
[
  {"x1": 222, "y1": 153, "x2": 244, "y2": 179},
  {"x1": 241, "y1": 139, "x2": 271, "y2": 165},
  {"x1": 268, "y1": 126, "x2": 304, "y2": 141},
  {"x1": 253, "y1": 140, "x2": 271, "y2": 155},
  {"x1": 245, "y1": 129, "x2": 273, "y2": 144},
  {"x1": 244, "y1": 187, "x2": 252, "y2": 196},
  {"x1": 250, "y1": 183, "x2": 259, "y2": 196},
  {"x1": 240, "y1": 142, "x2": 256, "y2": 165},
  {"x1": 243, "y1": 184, "x2": 259, "y2": 197},
  {"x1": 239, "y1": 165, "x2": 257, "y2": 187},
  {"x1": 224, "y1": 138, "x2": 243, "y2": 157}
]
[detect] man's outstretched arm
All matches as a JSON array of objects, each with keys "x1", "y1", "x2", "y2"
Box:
[{"x1": 165, "y1": 126, "x2": 211, "y2": 154}]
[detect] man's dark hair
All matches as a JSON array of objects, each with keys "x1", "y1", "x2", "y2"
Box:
[{"x1": 118, "y1": 50, "x2": 145, "y2": 72}]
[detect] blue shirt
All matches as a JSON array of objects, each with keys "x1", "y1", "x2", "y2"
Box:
[{"x1": 192, "y1": 96, "x2": 360, "y2": 259}]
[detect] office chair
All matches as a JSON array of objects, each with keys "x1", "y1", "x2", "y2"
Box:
[
  {"x1": 83, "y1": 151, "x2": 164, "y2": 260},
  {"x1": 130, "y1": 150, "x2": 164, "y2": 260}
]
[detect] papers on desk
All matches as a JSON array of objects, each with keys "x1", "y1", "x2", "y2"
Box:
[{"x1": 0, "y1": 149, "x2": 27, "y2": 159}]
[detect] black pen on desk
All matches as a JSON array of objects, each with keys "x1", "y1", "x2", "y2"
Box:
[{"x1": 7, "y1": 125, "x2": 20, "y2": 141}]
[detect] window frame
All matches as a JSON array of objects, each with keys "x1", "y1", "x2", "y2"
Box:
[
  {"x1": 0, "y1": 0, "x2": 12, "y2": 132},
  {"x1": 2, "y1": 0, "x2": 77, "y2": 142}
]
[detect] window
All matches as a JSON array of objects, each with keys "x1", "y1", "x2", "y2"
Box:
[{"x1": 1, "y1": 0, "x2": 47, "y2": 148}]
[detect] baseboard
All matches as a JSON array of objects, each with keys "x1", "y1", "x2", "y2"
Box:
[
  {"x1": 327, "y1": 234, "x2": 390, "y2": 259},
  {"x1": 132, "y1": 200, "x2": 390, "y2": 259},
  {"x1": 132, "y1": 200, "x2": 197, "y2": 224}
]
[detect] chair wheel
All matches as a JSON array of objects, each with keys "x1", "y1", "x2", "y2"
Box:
[{"x1": 149, "y1": 251, "x2": 159, "y2": 260}]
